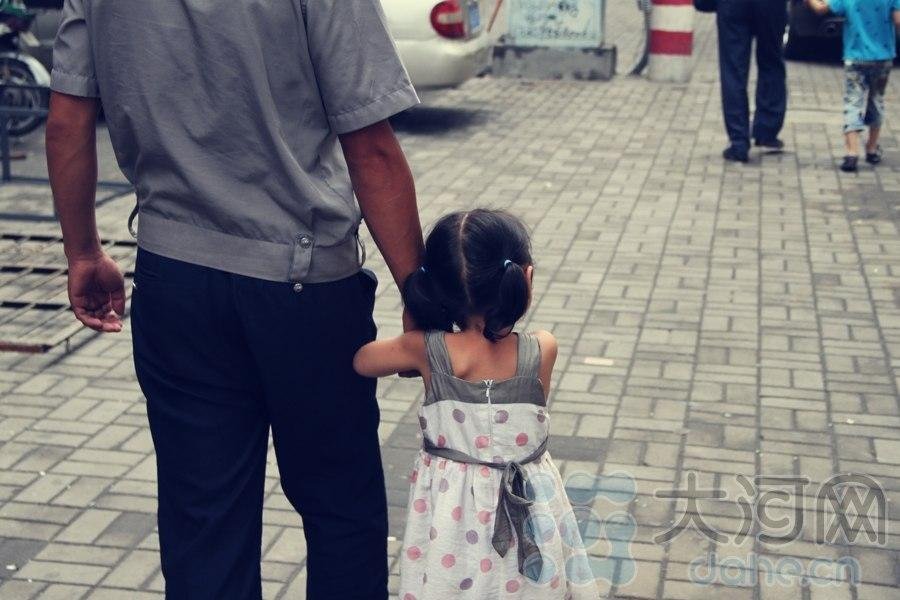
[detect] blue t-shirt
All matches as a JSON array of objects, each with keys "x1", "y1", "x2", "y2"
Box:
[{"x1": 829, "y1": 0, "x2": 900, "y2": 61}]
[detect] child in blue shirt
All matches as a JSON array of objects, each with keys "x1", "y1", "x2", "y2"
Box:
[{"x1": 808, "y1": 0, "x2": 900, "y2": 171}]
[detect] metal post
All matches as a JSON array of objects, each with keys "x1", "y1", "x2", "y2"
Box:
[
  {"x1": 629, "y1": 0, "x2": 653, "y2": 75},
  {"x1": 647, "y1": 0, "x2": 695, "y2": 83},
  {"x1": 0, "y1": 114, "x2": 10, "y2": 182}
]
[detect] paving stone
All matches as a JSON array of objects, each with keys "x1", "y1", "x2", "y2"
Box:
[
  {"x1": 99, "y1": 549, "x2": 158, "y2": 589},
  {"x1": 34, "y1": 544, "x2": 123, "y2": 567},
  {"x1": 85, "y1": 589, "x2": 163, "y2": 600},
  {"x1": 93, "y1": 512, "x2": 157, "y2": 548},
  {"x1": 53, "y1": 510, "x2": 120, "y2": 545},
  {"x1": 13, "y1": 561, "x2": 108, "y2": 586},
  {"x1": 0, "y1": 580, "x2": 44, "y2": 600},
  {"x1": 873, "y1": 439, "x2": 900, "y2": 465},
  {"x1": 34, "y1": 584, "x2": 89, "y2": 600}
]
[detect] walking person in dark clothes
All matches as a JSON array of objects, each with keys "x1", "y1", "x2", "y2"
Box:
[
  {"x1": 45, "y1": 1, "x2": 423, "y2": 598},
  {"x1": 716, "y1": 0, "x2": 789, "y2": 162}
]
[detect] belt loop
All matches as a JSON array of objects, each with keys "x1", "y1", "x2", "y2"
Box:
[{"x1": 287, "y1": 233, "x2": 313, "y2": 282}]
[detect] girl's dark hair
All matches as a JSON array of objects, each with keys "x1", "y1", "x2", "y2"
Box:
[{"x1": 403, "y1": 209, "x2": 533, "y2": 342}]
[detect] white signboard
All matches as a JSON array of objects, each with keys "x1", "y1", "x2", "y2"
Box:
[{"x1": 507, "y1": 0, "x2": 604, "y2": 48}]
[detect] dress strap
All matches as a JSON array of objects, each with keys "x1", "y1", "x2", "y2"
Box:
[
  {"x1": 424, "y1": 330, "x2": 455, "y2": 376},
  {"x1": 515, "y1": 332, "x2": 542, "y2": 378}
]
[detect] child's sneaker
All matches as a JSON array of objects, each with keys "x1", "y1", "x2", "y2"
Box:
[
  {"x1": 840, "y1": 156, "x2": 859, "y2": 172},
  {"x1": 865, "y1": 146, "x2": 883, "y2": 165}
]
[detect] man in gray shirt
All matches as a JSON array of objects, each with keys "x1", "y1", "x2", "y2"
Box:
[{"x1": 46, "y1": 1, "x2": 424, "y2": 598}]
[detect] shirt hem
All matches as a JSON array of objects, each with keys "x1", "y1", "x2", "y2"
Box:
[
  {"x1": 136, "y1": 212, "x2": 361, "y2": 283},
  {"x1": 844, "y1": 57, "x2": 895, "y2": 64}
]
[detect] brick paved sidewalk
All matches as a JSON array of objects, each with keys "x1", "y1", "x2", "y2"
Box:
[{"x1": 1, "y1": 11, "x2": 898, "y2": 600}]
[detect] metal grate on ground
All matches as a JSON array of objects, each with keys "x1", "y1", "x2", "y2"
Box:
[{"x1": 0, "y1": 232, "x2": 135, "y2": 353}]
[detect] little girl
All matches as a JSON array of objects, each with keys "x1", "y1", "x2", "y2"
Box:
[{"x1": 354, "y1": 209, "x2": 598, "y2": 598}]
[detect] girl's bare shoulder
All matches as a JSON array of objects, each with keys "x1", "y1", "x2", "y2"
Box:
[{"x1": 531, "y1": 329, "x2": 558, "y2": 357}]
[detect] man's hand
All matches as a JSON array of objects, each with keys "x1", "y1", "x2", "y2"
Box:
[{"x1": 67, "y1": 253, "x2": 126, "y2": 332}]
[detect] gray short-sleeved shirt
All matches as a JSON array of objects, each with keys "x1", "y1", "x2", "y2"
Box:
[{"x1": 51, "y1": 0, "x2": 419, "y2": 283}]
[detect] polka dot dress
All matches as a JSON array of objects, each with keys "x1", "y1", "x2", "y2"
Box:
[{"x1": 399, "y1": 332, "x2": 599, "y2": 599}]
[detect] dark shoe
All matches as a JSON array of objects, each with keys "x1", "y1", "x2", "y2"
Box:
[
  {"x1": 723, "y1": 146, "x2": 749, "y2": 163},
  {"x1": 840, "y1": 156, "x2": 858, "y2": 172},
  {"x1": 865, "y1": 146, "x2": 882, "y2": 165},
  {"x1": 755, "y1": 138, "x2": 785, "y2": 151}
]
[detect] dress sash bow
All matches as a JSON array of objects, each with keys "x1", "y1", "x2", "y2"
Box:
[{"x1": 422, "y1": 436, "x2": 549, "y2": 581}]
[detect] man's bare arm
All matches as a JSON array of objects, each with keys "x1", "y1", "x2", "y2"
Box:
[
  {"x1": 894, "y1": 8, "x2": 900, "y2": 28},
  {"x1": 47, "y1": 91, "x2": 125, "y2": 332},
  {"x1": 806, "y1": 0, "x2": 830, "y2": 16},
  {"x1": 339, "y1": 120, "x2": 424, "y2": 294},
  {"x1": 47, "y1": 92, "x2": 100, "y2": 258}
]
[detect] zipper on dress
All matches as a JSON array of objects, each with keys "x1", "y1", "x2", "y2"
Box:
[{"x1": 484, "y1": 379, "x2": 494, "y2": 440}]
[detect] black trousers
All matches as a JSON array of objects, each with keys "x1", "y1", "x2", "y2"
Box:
[
  {"x1": 131, "y1": 248, "x2": 386, "y2": 600},
  {"x1": 717, "y1": 0, "x2": 788, "y2": 151}
]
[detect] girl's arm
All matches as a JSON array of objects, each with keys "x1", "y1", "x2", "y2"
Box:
[
  {"x1": 353, "y1": 331, "x2": 429, "y2": 380},
  {"x1": 533, "y1": 330, "x2": 559, "y2": 399}
]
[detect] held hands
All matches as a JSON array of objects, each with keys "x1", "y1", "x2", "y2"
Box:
[
  {"x1": 402, "y1": 306, "x2": 416, "y2": 334},
  {"x1": 805, "y1": 0, "x2": 829, "y2": 15},
  {"x1": 67, "y1": 252, "x2": 126, "y2": 333}
]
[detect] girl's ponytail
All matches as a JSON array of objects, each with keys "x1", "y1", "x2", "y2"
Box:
[
  {"x1": 483, "y1": 261, "x2": 529, "y2": 342},
  {"x1": 402, "y1": 267, "x2": 454, "y2": 332},
  {"x1": 406, "y1": 209, "x2": 533, "y2": 339}
]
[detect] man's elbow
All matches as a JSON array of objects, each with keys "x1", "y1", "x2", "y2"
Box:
[
  {"x1": 340, "y1": 120, "x2": 403, "y2": 170},
  {"x1": 45, "y1": 93, "x2": 98, "y2": 146},
  {"x1": 352, "y1": 346, "x2": 373, "y2": 378},
  {"x1": 45, "y1": 113, "x2": 72, "y2": 148}
]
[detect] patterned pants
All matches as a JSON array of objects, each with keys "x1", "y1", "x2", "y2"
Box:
[{"x1": 843, "y1": 60, "x2": 893, "y2": 133}]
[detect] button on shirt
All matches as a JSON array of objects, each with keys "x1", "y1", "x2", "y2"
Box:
[
  {"x1": 50, "y1": 0, "x2": 419, "y2": 283},
  {"x1": 828, "y1": 0, "x2": 900, "y2": 61}
]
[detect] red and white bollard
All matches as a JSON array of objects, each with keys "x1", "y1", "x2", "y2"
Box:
[{"x1": 648, "y1": 0, "x2": 694, "y2": 83}]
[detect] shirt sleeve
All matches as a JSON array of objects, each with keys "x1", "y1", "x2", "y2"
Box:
[
  {"x1": 49, "y1": 0, "x2": 99, "y2": 98},
  {"x1": 828, "y1": 0, "x2": 845, "y2": 16},
  {"x1": 303, "y1": 0, "x2": 420, "y2": 134}
]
